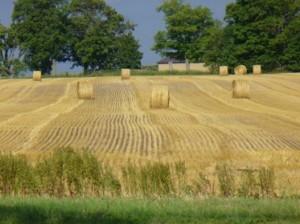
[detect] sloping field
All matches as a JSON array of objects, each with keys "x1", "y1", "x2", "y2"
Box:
[{"x1": 0, "y1": 74, "x2": 300, "y2": 191}]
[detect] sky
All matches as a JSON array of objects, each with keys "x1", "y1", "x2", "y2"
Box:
[{"x1": 0, "y1": 0, "x2": 233, "y2": 73}]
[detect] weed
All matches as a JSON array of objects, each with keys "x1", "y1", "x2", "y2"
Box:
[
  {"x1": 216, "y1": 164, "x2": 235, "y2": 197},
  {"x1": 259, "y1": 167, "x2": 276, "y2": 197},
  {"x1": 238, "y1": 168, "x2": 260, "y2": 198},
  {"x1": 193, "y1": 172, "x2": 215, "y2": 196}
]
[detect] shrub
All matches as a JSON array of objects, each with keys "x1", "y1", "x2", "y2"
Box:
[
  {"x1": 0, "y1": 154, "x2": 36, "y2": 196},
  {"x1": 259, "y1": 167, "x2": 276, "y2": 197},
  {"x1": 216, "y1": 164, "x2": 235, "y2": 197},
  {"x1": 122, "y1": 163, "x2": 139, "y2": 196},
  {"x1": 238, "y1": 169, "x2": 259, "y2": 198},
  {"x1": 0, "y1": 149, "x2": 281, "y2": 198},
  {"x1": 192, "y1": 172, "x2": 215, "y2": 197},
  {"x1": 174, "y1": 161, "x2": 187, "y2": 195},
  {"x1": 139, "y1": 162, "x2": 174, "y2": 197}
]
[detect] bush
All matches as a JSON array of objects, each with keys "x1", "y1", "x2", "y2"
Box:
[
  {"x1": 216, "y1": 164, "x2": 235, "y2": 197},
  {"x1": 0, "y1": 148, "x2": 280, "y2": 198},
  {"x1": 0, "y1": 154, "x2": 36, "y2": 196},
  {"x1": 238, "y1": 169, "x2": 260, "y2": 198},
  {"x1": 259, "y1": 167, "x2": 276, "y2": 197},
  {"x1": 192, "y1": 172, "x2": 215, "y2": 197}
]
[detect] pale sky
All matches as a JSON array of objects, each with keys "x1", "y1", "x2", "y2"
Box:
[{"x1": 0, "y1": 0, "x2": 234, "y2": 72}]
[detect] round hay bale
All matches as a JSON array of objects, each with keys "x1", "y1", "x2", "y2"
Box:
[
  {"x1": 121, "y1": 69, "x2": 131, "y2": 80},
  {"x1": 150, "y1": 85, "x2": 170, "y2": 109},
  {"x1": 234, "y1": 65, "x2": 247, "y2": 75},
  {"x1": 33, "y1": 71, "x2": 42, "y2": 81},
  {"x1": 219, "y1": 66, "x2": 229, "y2": 76},
  {"x1": 232, "y1": 80, "x2": 250, "y2": 99},
  {"x1": 77, "y1": 81, "x2": 95, "y2": 100},
  {"x1": 253, "y1": 65, "x2": 262, "y2": 75}
]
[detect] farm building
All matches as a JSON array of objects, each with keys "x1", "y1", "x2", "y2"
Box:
[{"x1": 158, "y1": 58, "x2": 211, "y2": 73}]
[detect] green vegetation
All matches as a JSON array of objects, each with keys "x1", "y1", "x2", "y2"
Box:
[
  {"x1": 130, "y1": 69, "x2": 214, "y2": 76},
  {"x1": 0, "y1": 148, "x2": 284, "y2": 198},
  {"x1": 21, "y1": 69, "x2": 215, "y2": 79},
  {"x1": 0, "y1": 197, "x2": 299, "y2": 224},
  {"x1": 78, "y1": 67, "x2": 210, "y2": 78},
  {"x1": 154, "y1": 0, "x2": 300, "y2": 72},
  {"x1": 152, "y1": 0, "x2": 216, "y2": 61},
  {"x1": 1, "y1": 0, "x2": 300, "y2": 75},
  {"x1": 10, "y1": 0, "x2": 142, "y2": 74},
  {"x1": 0, "y1": 24, "x2": 27, "y2": 77},
  {"x1": 12, "y1": 0, "x2": 69, "y2": 74},
  {"x1": 68, "y1": 0, "x2": 142, "y2": 73},
  {"x1": 222, "y1": 0, "x2": 300, "y2": 71}
]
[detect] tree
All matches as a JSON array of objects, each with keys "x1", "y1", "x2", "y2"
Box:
[
  {"x1": 12, "y1": 0, "x2": 69, "y2": 74},
  {"x1": 68, "y1": 0, "x2": 142, "y2": 73},
  {"x1": 275, "y1": 16, "x2": 300, "y2": 71},
  {"x1": 0, "y1": 23, "x2": 27, "y2": 76},
  {"x1": 193, "y1": 22, "x2": 226, "y2": 71},
  {"x1": 0, "y1": 24, "x2": 13, "y2": 76},
  {"x1": 222, "y1": 0, "x2": 300, "y2": 71},
  {"x1": 153, "y1": 0, "x2": 216, "y2": 61},
  {"x1": 113, "y1": 33, "x2": 142, "y2": 69}
]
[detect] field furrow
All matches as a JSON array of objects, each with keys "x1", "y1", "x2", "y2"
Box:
[
  {"x1": 0, "y1": 75, "x2": 299, "y2": 174},
  {"x1": 0, "y1": 79, "x2": 67, "y2": 123}
]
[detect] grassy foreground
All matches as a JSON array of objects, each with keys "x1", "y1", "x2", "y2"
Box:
[{"x1": 0, "y1": 197, "x2": 299, "y2": 224}]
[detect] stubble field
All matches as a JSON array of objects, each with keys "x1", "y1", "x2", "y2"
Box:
[{"x1": 0, "y1": 74, "x2": 300, "y2": 193}]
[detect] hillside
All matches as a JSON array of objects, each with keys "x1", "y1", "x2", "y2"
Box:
[{"x1": 0, "y1": 74, "x2": 300, "y2": 193}]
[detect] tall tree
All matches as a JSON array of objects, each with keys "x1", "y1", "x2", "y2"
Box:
[
  {"x1": 275, "y1": 15, "x2": 300, "y2": 71},
  {"x1": 68, "y1": 0, "x2": 142, "y2": 73},
  {"x1": 0, "y1": 23, "x2": 27, "y2": 76},
  {"x1": 12, "y1": 0, "x2": 69, "y2": 74},
  {"x1": 223, "y1": 0, "x2": 300, "y2": 71},
  {"x1": 113, "y1": 33, "x2": 143, "y2": 69},
  {"x1": 153, "y1": 0, "x2": 215, "y2": 61},
  {"x1": 193, "y1": 22, "x2": 227, "y2": 71}
]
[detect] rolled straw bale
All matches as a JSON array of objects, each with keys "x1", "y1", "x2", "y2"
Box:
[
  {"x1": 219, "y1": 66, "x2": 229, "y2": 76},
  {"x1": 253, "y1": 65, "x2": 262, "y2": 75},
  {"x1": 150, "y1": 85, "x2": 170, "y2": 109},
  {"x1": 121, "y1": 69, "x2": 131, "y2": 80},
  {"x1": 33, "y1": 71, "x2": 42, "y2": 81},
  {"x1": 232, "y1": 80, "x2": 250, "y2": 99},
  {"x1": 234, "y1": 65, "x2": 247, "y2": 75},
  {"x1": 77, "y1": 81, "x2": 95, "y2": 100}
]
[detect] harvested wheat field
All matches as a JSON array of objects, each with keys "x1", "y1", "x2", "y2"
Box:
[{"x1": 0, "y1": 74, "x2": 300, "y2": 193}]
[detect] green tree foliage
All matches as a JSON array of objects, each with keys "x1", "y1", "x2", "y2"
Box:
[
  {"x1": 114, "y1": 34, "x2": 142, "y2": 69},
  {"x1": 222, "y1": 0, "x2": 300, "y2": 71},
  {"x1": 68, "y1": 0, "x2": 142, "y2": 73},
  {"x1": 0, "y1": 23, "x2": 27, "y2": 76},
  {"x1": 193, "y1": 22, "x2": 226, "y2": 71},
  {"x1": 276, "y1": 15, "x2": 300, "y2": 71},
  {"x1": 11, "y1": 0, "x2": 142, "y2": 74},
  {"x1": 155, "y1": 0, "x2": 300, "y2": 72},
  {"x1": 153, "y1": 0, "x2": 216, "y2": 61},
  {"x1": 12, "y1": 0, "x2": 69, "y2": 74}
]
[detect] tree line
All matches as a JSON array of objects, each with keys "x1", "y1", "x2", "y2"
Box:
[
  {"x1": 153, "y1": 0, "x2": 300, "y2": 72},
  {"x1": 0, "y1": 0, "x2": 142, "y2": 75},
  {"x1": 0, "y1": 0, "x2": 300, "y2": 76}
]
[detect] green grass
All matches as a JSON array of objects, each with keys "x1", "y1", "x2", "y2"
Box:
[
  {"x1": 0, "y1": 197, "x2": 299, "y2": 224},
  {"x1": 131, "y1": 69, "x2": 216, "y2": 76},
  {"x1": 2, "y1": 69, "x2": 300, "y2": 79},
  {"x1": 43, "y1": 70, "x2": 215, "y2": 78},
  {"x1": 0, "y1": 69, "x2": 216, "y2": 79}
]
